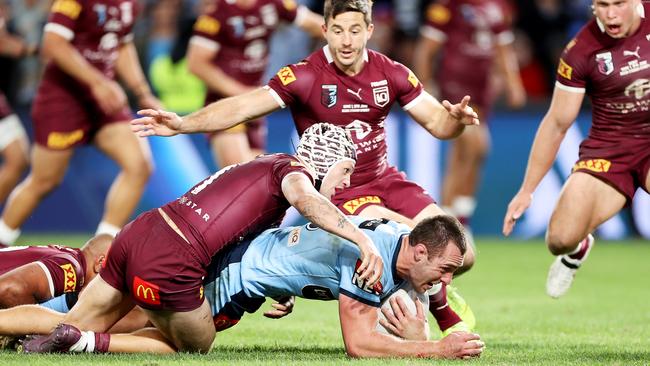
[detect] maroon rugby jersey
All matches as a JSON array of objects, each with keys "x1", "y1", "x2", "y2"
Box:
[
  {"x1": 421, "y1": 0, "x2": 513, "y2": 106},
  {"x1": 161, "y1": 154, "x2": 313, "y2": 266},
  {"x1": 266, "y1": 46, "x2": 424, "y2": 186},
  {"x1": 192, "y1": 0, "x2": 301, "y2": 103},
  {"x1": 557, "y1": 2, "x2": 650, "y2": 140},
  {"x1": 0, "y1": 245, "x2": 86, "y2": 297},
  {"x1": 39, "y1": 0, "x2": 138, "y2": 88}
]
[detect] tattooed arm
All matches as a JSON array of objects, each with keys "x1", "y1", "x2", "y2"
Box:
[{"x1": 281, "y1": 173, "x2": 383, "y2": 285}]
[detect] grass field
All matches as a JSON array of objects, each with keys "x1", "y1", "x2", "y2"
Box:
[{"x1": 1, "y1": 235, "x2": 648, "y2": 365}]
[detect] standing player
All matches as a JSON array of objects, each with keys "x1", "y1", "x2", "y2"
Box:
[
  {"x1": 0, "y1": 0, "x2": 160, "y2": 246},
  {"x1": 0, "y1": 235, "x2": 111, "y2": 308},
  {"x1": 503, "y1": 0, "x2": 650, "y2": 298},
  {"x1": 25, "y1": 216, "x2": 483, "y2": 359},
  {"x1": 132, "y1": 0, "x2": 479, "y2": 334},
  {"x1": 415, "y1": 0, "x2": 526, "y2": 228},
  {"x1": 0, "y1": 9, "x2": 34, "y2": 210},
  {"x1": 188, "y1": 0, "x2": 323, "y2": 167},
  {"x1": 21, "y1": 123, "x2": 383, "y2": 353}
]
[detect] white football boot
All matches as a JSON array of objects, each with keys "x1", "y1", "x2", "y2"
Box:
[{"x1": 546, "y1": 234, "x2": 595, "y2": 298}]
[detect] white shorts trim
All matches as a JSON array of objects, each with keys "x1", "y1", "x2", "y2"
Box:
[
  {"x1": 35, "y1": 261, "x2": 55, "y2": 298},
  {"x1": 0, "y1": 114, "x2": 27, "y2": 150}
]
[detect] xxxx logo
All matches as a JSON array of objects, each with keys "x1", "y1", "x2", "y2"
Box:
[
  {"x1": 60, "y1": 263, "x2": 77, "y2": 293},
  {"x1": 572, "y1": 159, "x2": 612, "y2": 173},
  {"x1": 133, "y1": 276, "x2": 161, "y2": 306},
  {"x1": 342, "y1": 196, "x2": 382, "y2": 214}
]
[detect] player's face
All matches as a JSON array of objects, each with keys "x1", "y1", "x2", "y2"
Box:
[
  {"x1": 323, "y1": 11, "x2": 374, "y2": 72},
  {"x1": 593, "y1": 0, "x2": 642, "y2": 38},
  {"x1": 410, "y1": 242, "x2": 463, "y2": 293},
  {"x1": 319, "y1": 159, "x2": 355, "y2": 200}
]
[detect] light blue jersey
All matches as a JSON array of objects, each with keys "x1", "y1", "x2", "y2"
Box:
[{"x1": 204, "y1": 217, "x2": 411, "y2": 320}]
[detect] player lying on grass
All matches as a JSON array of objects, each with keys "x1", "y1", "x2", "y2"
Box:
[
  {"x1": 24, "y1": 215, "x2": 483, "y2": 359},
  {"x1": 0, "y1": 235, "x2": 112, "y2": 308}
]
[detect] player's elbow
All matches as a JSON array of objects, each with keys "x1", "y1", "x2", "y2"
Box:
[{"x1": 343, "y1": 338, "x2": 375, "y2": 358}]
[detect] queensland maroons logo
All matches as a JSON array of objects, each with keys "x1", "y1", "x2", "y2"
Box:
[
  {"x1": 321, "y1": 84, "x2": 337, "y2": 108},
  {"x1": 596, "y1": 52, "x2": 614, "y2": 75}
]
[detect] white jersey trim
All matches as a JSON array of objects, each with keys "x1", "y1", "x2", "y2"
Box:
[
  {"x1": 555, "y1": 81, "x2": 585, "y2": 94},
  {"x1": 35, "y1": 261, "x2": 55, "y2": 298},
  {"x1": 0, "y1": 114, "x2": 27, "y2": 150},
  {"x1": 403, "y1": 91, "x2": 426, "y2": 111},
  {"x1": 263, "y1": 86, "x2": 286, "y2": 108},
  {"x1": 294, "y1": 5, "x2": 308, "y2": 26},
  {"x1": 44, "y1": 23, "x2": 74, "y2": 41},
  {"x1": 496, "y1": 30, "x2": 515, "y2": 45},
  {"x1": 121, "y1": 33, "x2": 134, "y2": 44},
  {"x1": 420, "y1": 25, "x2": 447, "y2": 42},
  {"x1": 189, "y1": 36, "x2": 220, "y2": 53}
]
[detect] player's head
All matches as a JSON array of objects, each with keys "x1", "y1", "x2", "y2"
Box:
[
  {"x1": 405, "y1": 216, "x2": 467, "y2": 293},
  {"x1": 592, "y1": 0, "x2": 642, "y2": 39},
  {"x1": 322, "y1": 0, "x2": 374, "y2": 71},
  {"x1": 296, "y1": 123, "x2": 356, "y2": 199},
  {"x1": 80, "y1": 234, "x2": 113, "y2": 283}
]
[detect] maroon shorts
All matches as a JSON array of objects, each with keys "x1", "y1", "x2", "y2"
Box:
[
  {"x1": 332, "y1": 165, "x2": 436, "y2": 219},
  {"x1": 100, "y1": 210, "x2": 206, "y2": 312},
  {"x1": 206, "y1": 118, "x2": 267, "y2": 151},
  {"x1": 572, "y1": 137, "x2": 650, "y2": 202},
  {"x1": 31, "y1": 82, "x2": 131, "y2": 150}
]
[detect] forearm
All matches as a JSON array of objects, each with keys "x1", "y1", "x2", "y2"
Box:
[
  {"x1": 116, "y1": 43, "x2": 151, "y2": 98},
  {"x1": 191, "y1": 61, "x2": 251, "y2": 97},
  {"x1": 0, "y1": 33, "x2": 29, "y2": 58},
  {"x1": 294, "y1": 192, "x2": 370, "y2": 248},
  {"x1": 346, "y1": 331, "x2": 441, "y2": 358},
  {"x1": 420, "y1": 97, "x2": 465, "y2": 140},
  {"x1": 42, "y1": 34, "x2": 105, "y2": 87},
  {"x1": 520, "y1": 117, "x2": 567, "y2": 194}
]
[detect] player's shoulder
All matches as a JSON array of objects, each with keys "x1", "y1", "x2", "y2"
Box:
[{"x1": 563, "y1": 20, "x2": 607, "y2": 59}]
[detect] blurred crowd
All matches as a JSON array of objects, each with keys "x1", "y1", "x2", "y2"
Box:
[{"x1": 0, "y1": 0, "x2": 593, "y2": 113}]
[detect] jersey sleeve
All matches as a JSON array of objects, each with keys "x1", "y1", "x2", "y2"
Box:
[
  {"x1": 389, "y1": 61, "x2": 425, "y2": 110},
  {"x1": 38, "y1": 253, "x2": 83, "y2": 297},
  {"x1": 420, "y1": 0, "x2": 452, "y2": 42},
  {"x1": 492, "y1": 1, "x2": 515, "y2": 46},
  {"x1": 271, "y1": 156, "x2": 315, "y2": 195},
  {"x1": 555, "y1": 38, "x2": 588, "y2": 91},
  {"x1": 190, "y1": 11, "x2": 222, "y2": 52},
  {"x1": 44, "y1": 0, "x2": 84, "y2": 41},
  {"x1": 338, "y1": 254, "x2": 382, "y2": 307},
  {"x1": 273, "y1": 0, "x2": 300, "y2": 23},
  {"x1": 265, "y1": 62, "x2": 315, "y2": 108}
]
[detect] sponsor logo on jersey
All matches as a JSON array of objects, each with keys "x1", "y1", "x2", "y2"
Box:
[
  {"x1": 288, "y1": 227, "x2": 301, "y2": 247},
  {"x1": 565, "y1": 38, "x2": 577, "y2": 52},
  {"x1": 596, "y1": 52, "x2": 614, "y2": 75},
  {"x1": 352, "y1": 259, "x2": 383, "y2": 295},
  {"x1": 620, "y1": 60, "x2": 650, "y2": 76},
  {"x1": 346, "y1": 87, "x2": 362, "y2": 100},
  {"x1": 282, "y1": 0, "x2": 297, "y2": 11},
  {"x1": 51, "y1": 0, "x2": 82, "y2": 20},
  {"x1": 133, "y1": 276, "x2": 161, "y2": 306},
  {"x1": 572, "y1": 159, "x2": 611, "y2": 173},
  {"x1": 426, "y1": 4, "x2": 451, "y2": 25},
  {"x1": 623, "y1": 46, "x2": 641, "y2": 59},
  {"x1": 213, "y1": 313, "x2": 239, "y2": 332},
  {"x1": 342, "y1": 104, "x2": 369, "y2": 113},
  {"x1": 301, "y1": 285, "x2": 335, "y2": 300},
  {"x1": 373, "y1": 85, "x2": 390, "y2": 107},
  {"x1": 557, "y1": 58, "x2": 573, "y2": 80},
  {"x1": 342, "y1": 196, "x2": 382, "y2": 214},
  {"x1": 199, "y1": 286, "x2": 204, "y2": 300},
  {"x1": 321, "y1": 84, "x2": 337, "y2": 108},
  {"x1": 290, "y1": 161, "x2": 305, "y2": 167},
  {"x1": 47, "y1": 129, "x2": 84, "y2": 149},
  {"x1": 277, "y1": 66, "x2": 297, "y2": 85},
  {"x1": 60, "y1": 263, "x2": 77, "y2": 293},
  {"x1": 407, "y1": 70, "x2": 420, "y2": 88},
  {"x1": 624, "y1": 79, "x2": 650, "y2": 99},
  {"x1": 194, "y1": 15, "x2": 220, "y2": 35}
]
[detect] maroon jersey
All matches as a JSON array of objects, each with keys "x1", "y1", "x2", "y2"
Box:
[
  {"x1": 266, "y1": 46, "x2": 424, "y2": 186},
  {"x1": 421, "y1": 0, "x2": 513, "y2": 107},
  {"x1": 191, "y1": 0, "x2": 301, "y2": 103},
  {"x1": 556, "y1": 3, "x2": 650, "y2": 141},
  {"x1": 0, "y1": 245, "x2": 86, "y2": 297},
  {"x1": 39, "y1": 0, "x2": 138, "y2": 89},
  {"x1": 161, "y1": 154, "x2": 313, "y2": 266}
]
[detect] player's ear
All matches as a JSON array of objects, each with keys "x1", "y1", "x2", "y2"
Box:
[
  {"x1": 366, "y1": 22, "x2": 374, "y2": 41},
  {"x1": 414, "y1": 243, "x2": 428, "y2": 262},
  {"x1": 94, "y1": 255, "x2": 105, "y2": 273}
]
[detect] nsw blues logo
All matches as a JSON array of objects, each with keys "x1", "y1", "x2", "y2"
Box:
[
  {"x1": 596, "y1": 52, "x2": 614, "y2": 75},
  {"x1": 321, "y1": 84, "x2": 337, "y2": 108}
]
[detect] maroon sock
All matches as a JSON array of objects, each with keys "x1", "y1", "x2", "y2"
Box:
[
  {"x1": 94, "y1": 332, "x2": 111, "y2": 353},
  {"x1": 428, "y1": 284, "x2": 462, "y2": 331},
  {"x1": 568, "y1": 238, "x2": 589, "y2": 260}
]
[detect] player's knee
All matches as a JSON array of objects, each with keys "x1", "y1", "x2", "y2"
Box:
[
  {"x1": 545, "y1": 229, "x2": 578, "y2": 255},
  {"x1": 122, "y1": 157, "x2": 154, "y2": 183},
  {"x1": 175, "y1": 333, "x2": 214, "y2": 353},
  {"x1": 2, "y1": 152, "x2": 29, "y2": 175},
  {"x1": 28, "y1": 173, "x2": 64, "y2": 196}
]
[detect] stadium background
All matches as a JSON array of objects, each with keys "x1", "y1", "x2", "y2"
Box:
[{"x1": 1, "y1": 0, "x2": 649, "y2": 238}]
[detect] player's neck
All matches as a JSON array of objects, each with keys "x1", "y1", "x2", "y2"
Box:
[{"x1": 394, "y1": 236, "x2": 412, "y2": 280}]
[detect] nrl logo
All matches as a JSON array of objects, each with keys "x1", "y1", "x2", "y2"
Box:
[
  {"x1": 372, "y1": 86, "x2": 389, "y2": 107},
  {"x1": 596, "y1": 52, "x2": 614, "y2": 75},
  {"x1": 321, "y1": 84, "x2": 337, "y2": 108}
]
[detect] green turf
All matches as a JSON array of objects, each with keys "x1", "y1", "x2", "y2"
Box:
[{"x1": 1, "y1": 236, "x2": 649, "y2": 365}]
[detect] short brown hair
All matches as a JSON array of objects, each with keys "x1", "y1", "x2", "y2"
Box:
[
  {"x1": 409, "y1": 215, "x2": 467, "y2": 258},
  {"x1": 324, "y1": 0, "x2": 373, "y2": 26}
]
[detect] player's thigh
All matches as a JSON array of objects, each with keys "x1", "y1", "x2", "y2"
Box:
[
  {"x1": 549, "y1": 172, "x2": 626, "y2": 242},
  {"x1": 143, "y1": 299, "x2": 215, "y2": 353},
  {"x1": 94, "y1": 122, "x2": 153, "y2": 172},
  {"x1": 30, "y1": 145, "x2": 74, "y2": 184},
  {"x1": 210, "y1": 132, "x2": 252, "y2": 167},
  {"x1": 64, "y1": 275, "x2": 134, "y2": 332}
]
